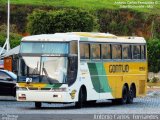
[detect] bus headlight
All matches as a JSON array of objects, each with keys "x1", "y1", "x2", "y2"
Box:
[
  {"x1": 51, "y1": 88, "x2": 66, "y2": 92},
  {"x1": 18, "y1": 93, "x2": 26, "y2": 100}
]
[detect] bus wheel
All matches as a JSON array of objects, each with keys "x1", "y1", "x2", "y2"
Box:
[
  {"x1": 121, "y1": 85, "x2": 128, "y2": 104},
  {"x1": 75, "y1": 87, "x2": 86, "y2": 108},
  {"x1": 127, "y1": 85, "x2": 136, "y2": 104},
  {"x1": 112, "y1": 85, "x2": 128, "y2": 104},
  {"x1": 35, "y1": 102, "x2": 42, "y2": 108}
]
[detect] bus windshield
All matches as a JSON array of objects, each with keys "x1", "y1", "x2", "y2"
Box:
[
  {"x1": 18, "y1": 41, "x2": 78, "y2": 85},
  {"x1": 20, "y1": 42, "x2": 69, "y2": 54},
  {"x1": 18, "y1": 56, "x2": 68, "y2": 84}
]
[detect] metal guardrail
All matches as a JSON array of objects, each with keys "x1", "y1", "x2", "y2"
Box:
[{"x1": 147, "y1": 82, "x2": 160, "y2": 87}]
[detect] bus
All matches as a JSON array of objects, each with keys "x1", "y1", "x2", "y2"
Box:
[{"x1": 16, "y1": 32, "x2": 147, "y2": 108}]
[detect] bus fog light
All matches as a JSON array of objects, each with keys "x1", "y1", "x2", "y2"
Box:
[
  {"x1": 18, "y1": 94, "x2": 26, "y2": 100},
  {"x1": 18, "y1": 94, "x2": 26, "y2": 97}
]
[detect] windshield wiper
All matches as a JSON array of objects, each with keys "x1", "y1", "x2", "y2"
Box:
[
  {"x1": 41, "y1": 62, "x2": 52, "y2": 84},
  {"x1": 31, "y1": 61, "x2": 39, "y2": 75}
]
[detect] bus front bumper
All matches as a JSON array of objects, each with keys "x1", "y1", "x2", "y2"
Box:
[{"x1": 16, "y1": 90, "x2": 73, "y2": 103}]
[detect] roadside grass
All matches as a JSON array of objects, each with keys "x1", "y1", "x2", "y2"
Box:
[{"x1": 0, "y1": 0, "x2": 160, "y2": 14}]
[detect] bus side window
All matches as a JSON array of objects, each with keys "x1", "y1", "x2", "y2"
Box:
[
  {"x1": 80, "y1": 43, "x2": 90, "y2": 59},
  {"x1": 102, "y1": 44, "x2": 111, "y2": 59},
  {"x1": 112, "y1": 44, "x2": 122, "y2": 59},
  {"x1": 70, "y1": 41, "x2": 78, "y2": 54},
  {"x1": 122, "y1": 44, "x2": 131, "y2": 59},
  {"x1": 91, "y1": 44, "x2": 101, "y2": 59},
  {"x1": 141, "y1": 45, "x2": 146, "y2": 59},
  {"x1": 133, "y1": 45, "x2": 141, "y2": 59}
]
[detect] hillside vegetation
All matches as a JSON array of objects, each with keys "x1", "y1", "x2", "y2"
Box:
[
  {"x1": 0, "y1": 0, "x2": 159, "y2": 38},
  {"x1": 0, "y1": 0, "x2": 160, "y2": 14}
]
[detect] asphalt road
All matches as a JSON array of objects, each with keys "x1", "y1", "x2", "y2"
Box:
[{"x1": 0, "y1": 90, "x2": 160, "y2": 120}]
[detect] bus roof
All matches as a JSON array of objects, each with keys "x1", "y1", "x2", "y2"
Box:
[{"x1": 22, "y1": 32, "x2": 146, "y2": 44}]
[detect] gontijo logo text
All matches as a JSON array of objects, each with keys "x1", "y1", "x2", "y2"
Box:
[{"x1": 109, "y1": 64, "x2": 129, "y2": 73}]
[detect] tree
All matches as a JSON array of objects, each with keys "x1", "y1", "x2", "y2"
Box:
[
  {"x1": 0, "y1": 32, "x2": 21, "y2": 49},
  {"x1": 147, "y1": 38, "x2": 160, "y2": 73},
  {"x1": 27, "y1": 9, "x2": 98, "y2": 34},
  {"x1": 0, "y1": 24, "x2": 21, "y2": 49}
]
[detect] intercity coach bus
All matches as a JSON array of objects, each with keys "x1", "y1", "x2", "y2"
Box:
[{"x1": 16, "y1": 32, "x2": 147, "y2": 108}]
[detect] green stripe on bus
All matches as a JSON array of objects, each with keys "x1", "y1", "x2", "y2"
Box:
[
  {"x1": 88, "y1": 63, "x2": 111, "y2": 93},
  {"x1": 46, "y1": 84, "x2": 62, "y2": 88},
  {"x1": 88, "y1": 63, "x2": 100, "y2": 93},
  {"x1": 80, "y1": 37, "x2": 88, "y2": 41},
  {"x1": 98, "y1": 63, "x2": 111, "y2": 92}
]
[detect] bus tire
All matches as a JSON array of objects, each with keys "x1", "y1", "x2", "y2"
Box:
[
  {"x1": 127, "y1": 85, "x2": 136, "y2": 104},
  {"x1": 75, "y1": 87, "x2": 86, "y2": 108},
  {"x1": 121, "y1": 85, "x2": 128, "y2": 104},
  {"x1": 35, "y1": 102, "x2": 42, "y2": 108},
  {"x1": 112, "y1": 85, "x2": 128, "y2": 104}
]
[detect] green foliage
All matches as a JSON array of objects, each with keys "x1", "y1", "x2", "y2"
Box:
[
  {"x1": 27, "y1": 10, "x2": 52, "y2": 34},
  {"x1": 0, "y1": 5, "x2": 30, "y2": 33},
  {"x1": 0, "y1": 33, "x2": 21, "y2": 49},
  {"x1": 0, "y1": 34, "x2": 5, "y2": 48},
  {"x1": 0, "y1": 24, "x2": 18, "y2": 33},
  {"x1": 0, "y1": 5, "x2": 159, "y2": 39},
  {"x1": 154, "y1": 18, "x2": 160, "y2": 39},
  {"x1": 11, "y1": 7, "x2": 30, "y2": 33},
  {"x1": 150, "y1": 77, "x2": 159, "y2": 83},
  {"x1": 147, "y1": 38, "x2": 160, "y2": 72},
  {"x1": 97, "y1": 9, "x2": 160, "y2": 39},
  {"x1": 98, "y1": 10, "x2": 137, "y2": 35},
  {"x1": 27, "y1": 9, "x2": 97, "y2": 34},
  {"x1": 1, "y1": 0, "x2": 160, "y2": 14}
]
